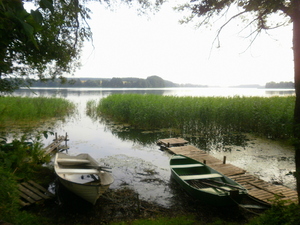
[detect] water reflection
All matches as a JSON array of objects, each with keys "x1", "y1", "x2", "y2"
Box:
[
  {"x1": 265, "y1": 89, "x2": 295, "y2": 96},
  {"x1": 16, "y1": 87, "x2": 167, "y2": 97},
  {"x1": 16, "y1": 87, "x2": 295, "y2": 98}
]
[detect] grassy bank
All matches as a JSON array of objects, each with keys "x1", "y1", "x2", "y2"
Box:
[
  {"x1": 87, "y1": 94, "x2": 295, "y2": 140},
  {"x1": 0, "y1": 134, "x2": 53, "y2": 224},
  {"x1": 0, "y1": 96, "x2": 75, "y2": 223},
  {"x1": 0, "y1": 96, "x2": 75, "y2": 128}
]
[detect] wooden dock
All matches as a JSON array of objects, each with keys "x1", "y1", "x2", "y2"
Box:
[
  {"x1": 158, "y1": 138, "x2": 298, "y2": 205},
  {"x1": 18, "y1": 180, "x2": 54, "y2": 206},
  {"x1": 43, "y1": 132, "x2": 69, "y2": 155}
]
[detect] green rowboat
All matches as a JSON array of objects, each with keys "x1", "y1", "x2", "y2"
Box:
[{"x1": 170, "y1": 154, "x2": 248, "y2": 206}]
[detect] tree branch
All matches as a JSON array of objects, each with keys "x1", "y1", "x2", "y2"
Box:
[{"x1": 212, "y1": 10, "x2": 247, "y2": 48}]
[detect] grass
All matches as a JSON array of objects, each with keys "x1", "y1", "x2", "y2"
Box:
[
  {"x1": 110, "y1": 216, "x2": 198, "y2": 225},
  {"x1": 111, "y1": 216, "x2": 241, "y2": 225},
  {"x1": 0, "y1": 96, "x2": 75, "y2": 128},
  {"x1": 0, "y1": 133, "x2": 52, "y2": 225},
  {"x1": 87, "y1": 94, "x2": 295, "y2": 140}
]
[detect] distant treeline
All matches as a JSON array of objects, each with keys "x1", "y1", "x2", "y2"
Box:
[
  {"x1": 28, "y1": 76, "x2": 207, "y2": 88},
  {"x1": 265, "y1": 81, "x2": 294, "y2": 89},
  {"x1": 10, "y1": 76, "x2": 295, "y2": 89}
]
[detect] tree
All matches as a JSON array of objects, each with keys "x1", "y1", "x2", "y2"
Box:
[
  {"x1": 109, "y1": 77, "x2": 124, "y2": 87},
  {"x1": 0, "y1": 0, "x2": 164, "y2": 94},
  {"x1": 266, "y1": 81, "x2": 294, "y2": 89},
  {"x1": 146, "y1": 75, "x2": 165, "y2": 87},
  {"x1": 0, "y1": 0, "x2": 92, "y2": 94},
  {"x1": 175, "y1": 0, "x2": 300, "y2": 203}
]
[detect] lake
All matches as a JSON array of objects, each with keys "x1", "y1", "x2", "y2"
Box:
[{"x1": 12, "y1": 87, "x2": 296, "y2": 206}]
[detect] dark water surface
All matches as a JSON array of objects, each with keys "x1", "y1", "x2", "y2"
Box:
[{"x1": 12, "y1": 87, "x2": 296, "y2": 207}]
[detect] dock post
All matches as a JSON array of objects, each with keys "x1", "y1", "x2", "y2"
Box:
[
  {"x1": 223, "y1": 156, "x2": 227, "y2": 164},
  {"x1": 65, "y1": 132, "x2": 68, "y2": 143},
  {"x1": 203, "y1": 160, "x2": 206, "y2": 164},
  {"x1": 65, "y1": 132, "x2": 68, "y2": 153}
]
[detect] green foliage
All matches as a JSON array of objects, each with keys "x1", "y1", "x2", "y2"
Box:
[
  {"x1": 111, "y1": 215, "x2": 242, "y2": 225},
  {"x1": 0, "y1": 0, "x2": 92, "y2": 93},
  {"x1": 0, "y1": 133, "x2": 50, "y2": 178},
  {"x1": 0, "y1": 166, "x2": 20, "y2": 219},
  {"x1": 0, "y1": 96, "x2": 75, "y2": 127},
  {"x1": 248, "y1": 199, "x2": 300, "y2": 225},
  {"x1": 0, "y1": 167, "x2": 41, "y2": 225},
  {"x1": 111, "y1": 215, "x2": 198, "y2": 225},
  {"x1": 0, "y1": 133, "x2": 52, "y2": 224},
  {"x1": 176, "y1": 0, "x2": 290, "y2": 30},
  {"x1": 89, "y1": 94, "x2": 294, "y2": 140}
]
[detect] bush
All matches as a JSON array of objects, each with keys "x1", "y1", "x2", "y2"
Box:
[
  {"x1": 0, "y1": 134, "x2": 50, "y2": 179},
  {"x1": 248, "y1": 199, "x2": 300, "y2": 225}
]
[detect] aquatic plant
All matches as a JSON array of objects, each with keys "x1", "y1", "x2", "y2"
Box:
[
  {"x1": 0, "y1": 96, "x2": 75, "y2": 128},
  {"x1": 88, "y1": 94, "x2": 295, "y2": 140}
]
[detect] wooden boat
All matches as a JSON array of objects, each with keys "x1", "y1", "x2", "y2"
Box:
[
  {"x1": 170, "y1": 154, "x2": 248, "y2": 206},
  {"x1": 54, "y1": 153, "x2": 114, "y2": 205}
]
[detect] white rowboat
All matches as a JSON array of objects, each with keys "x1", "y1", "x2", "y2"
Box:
[{"x1": 54, "y1": 153, "x2": 114, "y2": 205}]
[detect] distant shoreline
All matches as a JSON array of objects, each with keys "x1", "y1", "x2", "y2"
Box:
[{"x1": 18, "y1": 76, "x2": 294, "y2": 89}]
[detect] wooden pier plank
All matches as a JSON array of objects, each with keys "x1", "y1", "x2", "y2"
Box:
[
  {"x1": 161, "y1": 137, "x2": 298, "y2": 205},
  {"x1": 19, "y1": 199, "x2": 31, "y2": 207},
  {"x1": 28, "y1": 180, "x2": 54, "y2": 197},
  {"x1": 21, "y1": 182, "x2": 51, "y2": 199},
  {"x1": 157, "y1": 138, "x2": 188, "y2": 146},
  {"x1": 19, "y1": 191, "x2": 36, "y2": 204},
  {"x1": 18, "y1": 184, "x2": 42, "y2": 201},
  {"x1": 18, "y1": 181, "x2": 54, "y2": 206},
  {"x1": 43, "y1": 134, "x2": 68, "y2": 155}
]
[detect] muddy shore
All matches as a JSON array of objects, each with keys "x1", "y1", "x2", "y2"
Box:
[{"x1": 26, "y1": 177, "x2": 261, "y2": 225}]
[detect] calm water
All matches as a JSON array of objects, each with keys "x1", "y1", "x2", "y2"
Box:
[{"x1": 11, "y1": 87, "x2": 296, "y2": 206}]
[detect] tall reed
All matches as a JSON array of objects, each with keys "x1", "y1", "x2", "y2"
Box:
[
  {"x1": 0, "y1": 96, "x2": 75, "y2": 127},
  {"x1": 88, "y1": 94, "x2": 295, "y2": 140}
]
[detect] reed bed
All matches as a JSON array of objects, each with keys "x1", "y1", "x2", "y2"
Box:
[
  {"x1": 88, "y1": 94, "x2": 295, "y2": 140},
  {"x1": 0, "y1": 96, "x2": 75, "y2": 127}
]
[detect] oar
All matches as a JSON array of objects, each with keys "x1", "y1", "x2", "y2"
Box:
[
  {"x1": 90, "y1": 165, "x2": 112, "y2": 173},
  {"x1": 61, "y1": 164, "x2": 112, "y2": 173},
  {"x1": 199, "y1": 181, "x2": 234, "y2": 192},
  {"x1": 203, "y1": 179, "x2": 246, "y2": 191},
  {"x1": 200, "y1": 181, "x2": 241, "y2": 196}
]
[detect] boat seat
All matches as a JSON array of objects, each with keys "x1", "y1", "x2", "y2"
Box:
[
  {"x1": 180, "y1": 173, "x2": 223, "y2": 180},
  {"x1": 171, "y1": 164, "x2": 203, "y2": 168},
  {"x1": 172, "y1": 155, "x2": 186, "y2": 159},
  {"x1": 57, "y1": 158, "x2": 90, "y2": 164},
  {"x1": 57, "y1": 168, "x2": 99, "y2": 174}
]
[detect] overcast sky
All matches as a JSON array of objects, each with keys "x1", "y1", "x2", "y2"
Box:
[{"x1": 71, "y1": 1, "x2": 294, "y2": 86}]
